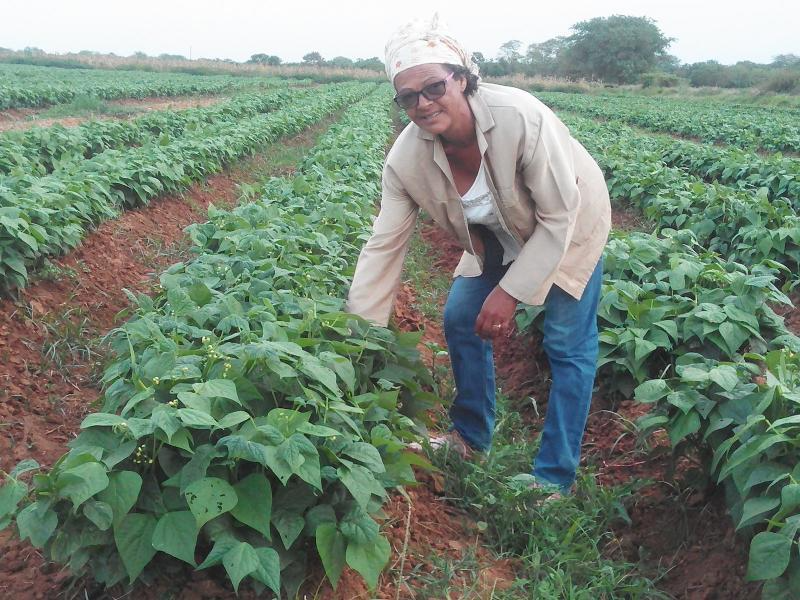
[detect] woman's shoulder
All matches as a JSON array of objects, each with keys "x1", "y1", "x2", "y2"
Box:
[
  {"x1": 477, "y1": 83, "x2": 549, "y2": 113},
  {"x1": 385, "y1": 121, "x2": 426, "y2": 167}
]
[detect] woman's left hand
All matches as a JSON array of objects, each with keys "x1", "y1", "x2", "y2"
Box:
[{"x1": 475, "y1": 286, "x2": 518, "y2": 340}]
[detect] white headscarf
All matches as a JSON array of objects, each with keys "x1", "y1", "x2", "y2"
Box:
[{"x1": 384, "y1": 13, "x2": 480, "y2": 83}]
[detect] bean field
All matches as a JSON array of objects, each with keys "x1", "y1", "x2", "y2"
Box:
[{"x1": 0, "y1": 63, "x2": 798, "y2": 600}]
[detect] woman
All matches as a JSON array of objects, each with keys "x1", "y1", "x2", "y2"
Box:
[{"x1": 346, "y1": 16, "x2": 611, "y2": 495}]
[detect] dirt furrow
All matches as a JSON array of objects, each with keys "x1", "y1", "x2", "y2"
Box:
[{"x1": 0, "y1": 116, "x2": 340, "y2": 599}]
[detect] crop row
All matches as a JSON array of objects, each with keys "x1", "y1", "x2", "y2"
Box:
[
  {"x1": 0, "y1": 83, "x2": 375, "y2": 292},
  {"x1": 537, "y1": 90, "x2": 800, "y2": 153},
  {"x1": 549, "y1": 113, "x2": 799, "y2": 205},
  {"x1": 0, "y1": 88, "x2": 310, "y2": 177},
  {"x1": 560, "y1": 113, "x2": 800, "y2": 280},
  {"x1": 0, "y1": 85, "x2": 431, "y2": 598},
  {"x1": 0, "y1": 63, "x2": 292, "y2": 110},
  {"x1": 519, "y1": 108, "x2": 800, "y2": 592},
  {"x1": 519, "y1": 230, "x2": 800, "y2": 592}
]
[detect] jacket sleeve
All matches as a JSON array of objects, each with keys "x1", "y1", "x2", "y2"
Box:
[
  {"x1": 498, "y1": 108, "x2": 580, "y2": 303},
  {"x1": 345, "y1": 164, "x2": 419, "y2": 326}
]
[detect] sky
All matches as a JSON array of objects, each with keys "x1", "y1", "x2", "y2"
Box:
[{"x1": 1, "y1": 0, "x2": 797, "y2": 67}]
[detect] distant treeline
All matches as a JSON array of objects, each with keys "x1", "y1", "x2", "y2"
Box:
[{"x1": 3, "y1": 14, "x2": 799, "y2": 93}]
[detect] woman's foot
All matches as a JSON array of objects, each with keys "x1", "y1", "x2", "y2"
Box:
[{"x1": 409, "y1": 429, "x2": 473, "y2": 459}]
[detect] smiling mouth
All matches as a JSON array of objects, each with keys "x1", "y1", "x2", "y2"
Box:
[{"x1": 419, "y1": 111, "x2": 442, "y2": 121}]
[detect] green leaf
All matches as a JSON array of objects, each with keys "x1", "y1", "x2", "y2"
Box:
[
  {"x1": 634, "y1": 379, "x2": 671, "y2": 403},
  {"x1": 346, "y1": 533, "x2": 390, "y2": 590},
  {"x1": 16, "y1": 501, "x2": 58, "y2": 547},
  {"x1": 114, "y1": 513, "x2": 158, "y2": 583},
  {"x1": 152, "y1": 406, "x2": 182, "y2": 440},
  {"x1": 343, "y1": 442, "x2": 385, "y2": 474},
  {"x1": 0, "y1": 479, "x2": 27, "y2": 519},
  {"x1": 266, "y1": 408, "x2": 311, "y2": 436},
  {"x1": 319, "y1": 351, "x2": 356, "y2": 393},
  {"x1": 669, "y1": 411, "x2": 701, "y2": 446},
  {"x1": 719, "y1": 434, "x2": 790, "y2": 481},
  {"x1": 176, "y1": 408, "x2": 219, "y2": 429},
  {"x1": 81, "y1": 413, "x2": 127, "y2": 428},
  {"x1": 188, "y1": 282, "x2": 213, "y2": 306},
  {"x1": 316, "y1": 523, "x2": 346, "y2": 589},
  {"x1": 338, "y1": 464, "x2": 384, "y2": 510},
  {"x1": 98, "y1": 471, "x2": 142, "y2": 526},
  {"x1": 222, "y1": 542, "x2": 260, "y2": 593},
  {"x1": 747, "y1": 531, "x2": 792, "y2": 581},
  {"x1": 217, "y1": 411, "x2": 251, "y2": 430},
  {"x1": 708, "y1": 365, "x2": 740, "y2": 392},
  {"x1": 57, "y1": 461, "x2": 110, "y2": 508},
  {"x1": 230, "y1": 473, "x2": 272, "y2": 539},
  {"x1": 737, "y1": 496, "x2": 780, "y2": 530},
  {"x1": 10, "y1": 459, "x2": 40, "y2": 478},
  {"x1": 152, "y1": 511, "x2": 198, "y2": 566},
  {"x1": 717, "y1": 322, "x2": 750, "y2": 356},
  {"x1": 253, "y1": 547, "x2": 281, "y2": 596},
  {"x1": 780, "y1": 484, "x2": 800, "y2": 516},
  {"x1": 264, "y1": 434, "x2": 321, "y2": 489},
  {"x1": 340, "y1": 506, "x2": 379, "y2": 544},
  {"x1": 197, "y1": 537, "x2": 237, "y2": 569},
  {"x1": 299, "y1": 355, "x2": 341, "y2": 396},
  {"x1": 296, "y1": 422, "x2": 341, "y2": 438},
  {"x1": 83, "y1": 500, "x2": 114, "y2": 531},
  {"x1": 184, "y1": 477, "x2": 238, "y2": 527},
  {"x1": 272, "y1": 509, "x2": 305, "y2": 549},
  {"x1": 193, "y1": 379, "x2": 240, "y2": 403},
  {"x1": 217, "y1": 435, "x2": 271, "y2": 467}
]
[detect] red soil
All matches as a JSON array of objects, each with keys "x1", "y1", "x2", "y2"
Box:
[{"x1": 0, "y1": 175, "x2": 240, "y2": 599}]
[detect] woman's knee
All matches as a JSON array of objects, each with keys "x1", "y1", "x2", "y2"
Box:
[{"x1": 444, "y1": 297, "x2": 478, "y2": 338}]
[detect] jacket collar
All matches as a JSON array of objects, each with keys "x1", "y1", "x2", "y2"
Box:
[
  {"x1": 416, "y1": 87, "x2": 496, "y2": 181},
  {"x1": 415, "y1": 87, "x2": 496, "y2": 146}
]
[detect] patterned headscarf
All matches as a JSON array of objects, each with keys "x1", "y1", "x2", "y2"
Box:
[{"x1": 384, "y1": 13, "x2": 480, "y2": 82}]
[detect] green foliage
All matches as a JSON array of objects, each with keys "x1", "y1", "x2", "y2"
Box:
[
  {"x1": 422, "y1": 395, "x2": 665, "y2": 598},
  {"x1": 0, "y1": 62, "x2": 285, "y2": 110},
  {"x1": 515, "y1": 92, "x2": 800, "y2": 591},
  {"x1": 0, "y1": 83, "x2": 375, "y2": 293},
  {"x1": 0, "y1": 87, "x2": 437, "y2": 596},
  {"x1": 540, "y1": 90, "x2": 800, "y2": 153},
  {"x1": 560, "y1": 15, "x2": 673, "y2": 84}
]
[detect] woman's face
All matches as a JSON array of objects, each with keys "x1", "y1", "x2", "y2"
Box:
[{"x1": 393, "y1": 63, "x2": 470, "y2": 138}]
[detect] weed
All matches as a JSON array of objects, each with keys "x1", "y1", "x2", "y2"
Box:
[
  {"x1": 32, "y1": 259, "x2": 78, "y2": 284},
  {"x1": 37, "y1": 305, "x2": 105, "y2": 384},
  {"x1": 424, "y1": 393, "x2": 669, "y2": 599},
  {"x1": 402, "y1": 224, "x2": 451, "y2": 321},
  {"x1": 36, "y1": 94, "x2": 141, "y2": 119}
]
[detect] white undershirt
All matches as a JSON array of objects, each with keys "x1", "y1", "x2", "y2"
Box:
[{"x1": 460, "y1": 158, "x2": 521, "y2": 265}]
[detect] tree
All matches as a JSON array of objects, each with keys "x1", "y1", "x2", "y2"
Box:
[
  {"x1": 302, "y1": 51, "x2": 324, "y2": 66},
  {"x1": 498, "y1": 40, "x2": 522, "y2": 63},
  {"x1": 354, "y1": 57, "x2": 384, "y2": 71},
  {"x1": 471, "y1": 51, "x2": 486, "y2": 66},
  {"x1": 684, "y1": 60, "x2": 727, "y2": 87},
  {"x1": 328, "y1": 56, "x2": 354, "y2": 68},
  {"x1": 560, "y1": 15, "x2": 673, "y2": 83},
  {"x1": 525, "y1": 37, "x2": 566, "y2": 76},
  {"x1": 248, "y1": 53, "x2": 281, "y2": 65},
  {"x1": 772, "y1": 54, "x2": 800, "y2": 69}
]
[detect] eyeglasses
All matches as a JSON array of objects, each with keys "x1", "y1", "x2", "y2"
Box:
[{"x1": 393, "y1": 72, "x2": 455, "y2": 110}]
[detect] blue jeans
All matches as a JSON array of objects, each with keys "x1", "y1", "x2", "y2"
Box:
[{"x1": 443, "y1": 256, "x2": 603, "y2": 493}]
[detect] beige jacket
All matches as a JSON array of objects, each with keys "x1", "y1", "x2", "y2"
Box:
[{"x1": 346, "y1": 83, "x2": 611, "y2": 326}]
